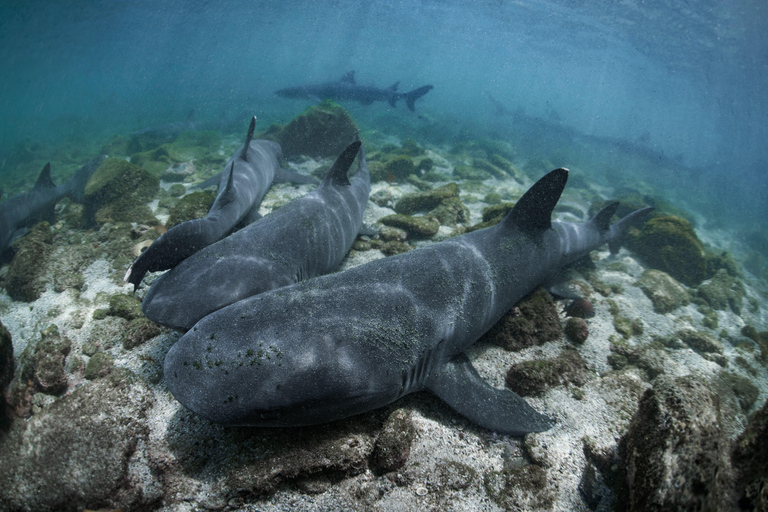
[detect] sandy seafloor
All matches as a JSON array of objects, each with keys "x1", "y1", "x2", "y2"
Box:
[{"x1": 1, "y1": 133, "x2": 767, "y2": 511}]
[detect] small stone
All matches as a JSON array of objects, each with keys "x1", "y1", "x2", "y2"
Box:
[
  {"x1": 676, "y1": 329, "x2": 724, "y2": 355},
  {"x1": 506, "y1": 349, "x2": 588, "y2": 397},
  {"x1": 379, "y1": 214, "x2": 439, "y2": 238},
  {"x1": 379, "y1": 226, "x2": 408, "y2": 242},
  {"x1": 636, "y1": 269, "x2": 690, "y2": 313},
  {"x1": 394, "y1": 183, "x2": 460, "y2": 214},
  {"x1": 564, "y1": 317, "x2": 589, "y2": 344},
  {"x1": 84, "y1": 352, "x2": 114, "y2": 380},
  {"x1": 373, "y1": 409, "x2": 416, "y2": 472}
]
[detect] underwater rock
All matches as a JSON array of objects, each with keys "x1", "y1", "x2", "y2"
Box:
[
  {"x1": 563, "y1": 298, "x2": 595, "y2": 319},
  {"x1": 696, "y1": 268, "x2": 745, "y2": 313},
  {"x1": 676, "y1": 329, "x2": 724, "y2": 355},
  {"x1": 465, "y1": 202, "x2": 516, "y2": 233},
  {"x1": 0, "y1": 368, "x2": 157, "y2": 512},
  {"x1": 394, "y1": 183, "x2": 460, "y2": 214},
  {"x1": 106, "y1": 293, "x2": 143, "y2": 321},
  {"x1": 564, "y1": 317, "x2": 589, "y2": 345},
  {"x1": 31, "y1": 326, "x2": 72, "y2": 396},
  {"x1": 627, "y1": 215, "x2": 709, "y2": 286},
  {"x1": 220, "y1": 416, "x2": 378, "y2": 497},
  {"x1": 84, "y1": 352, "x2": 113, "y2": 380},
  {"x1": 505, "y1": 349, "x2": 589, "y2": 397},
  {"x1": 367, "y1": 161, "x2": 388, "y2": 183},
  {"x1": 82, "y1": 158, "x2": 160, "y2": 228},
  {"x1": 609, "y1": 343, "x2": 669, "y2": 380},
  {"x1": 378, "y1": 240, "x2": 413, "y2": 256},
  {"x1": 373, "y1": 408, "x2": 416, "y2": 472},
  {"x1": 379, "y1": 213, "x2": 440, "y2": 238},
  {"x1": 165, "y1": 190, "x2": 216, "y2": 229},
  {"x1": 427, "y1": 197, "x2": 471, "y2": 227},
  {"x1": 384, "y1": 155, "x2": 416, "y2": 182},
  {"x1": 481, "y1": 287, "x2": 563, "y2": 351},
  {"x1": 720, "y1": 372, "x2": 759, "y2": 412},
  {"x1": 263, "y1": 101, "x2": 359, "y2": 159},
  {"x1": 123, "y1": 318, "x2": 162, "y2": 350},
  {"x1": 731, "y1": 397, "x2": 768, "y2": 510},
  {"x1": 472, "y1": 158, "x2": 508, "y2": 179},
  {"x1": 636, "y1": 269, "x2": 690, "y2": 313},
  {"x1": 484, "y1": 464, "x2": 555, "y2": 510},
  {"x1": 379, "y1": 226, "x2": 407, "y2": 243},
  {"x1": 453, "y1": 165, "x2": 491, "y2": 181},
  {"x1": 129, "y1": 145, "x2": 176, "y2": 176},
  {"x1": 616, "y1": 375, "x2": 733, "y2": 511},
  {"x1": 4, "y1": 221, "x2": 54, "y2": 302},
  {"x1": 0, "y1": 321, "x2": 13, "y2": 425}
]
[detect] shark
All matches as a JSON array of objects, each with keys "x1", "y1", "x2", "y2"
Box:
[
  {"x1": 0, "y1": 155, "x2": 106, "y2": 257},
  {"x1": 163, "y1": 167, "x2": 653, "y2": 435},
  {"x1": 124, "y1": 116, "x2": 315, "y2": 290},
  {"x1": 142, "y1": 139, "x2": 370, "y2": 331},
  {"x1": 276, "y1": 71, "x2": 433, "y2": 112},
  {"x1": 129, "y1": 109, "x2": 198, "y2": 148}
]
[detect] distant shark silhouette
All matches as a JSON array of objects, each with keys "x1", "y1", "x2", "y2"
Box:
[
  {"x1": 0, "y1": 155, "x2": 106, "y2": 258},
  {"x1": 130, "y1": 109, "x2": 198, "y2": 147},
  {"x1": 276, "y1": 71, "x2": 433, "y2": 112}
]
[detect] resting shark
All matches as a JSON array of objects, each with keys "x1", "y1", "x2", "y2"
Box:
[
  {"x1": 124, "y1": 117, "x2": 315, "y2": 290},
  {"x1": 164, "y1": 168, "x2": 653, "y2": 435},
  {"x1": 142, "y1": 139, "x2": 370, "y2": 330},
  {"x1": 0, "y1": 155, "x2": 106, "y2": 257},
  {"x1": 276, "y1": 71, "x2": 433, "y2": 112}
]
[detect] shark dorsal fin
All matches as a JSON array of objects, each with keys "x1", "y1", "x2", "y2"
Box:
[
  {"x1": 34, "y1": 163, "x2": 56, "y2": 190},
  {"x1": 388, "y1": 81, "x2": 400, "y2": 92},
  {"x1": 240, "y1": 116, "x2": 257, "y2": 162},
  {"x1": 322, "y1": 140, "x2": 362, "y2": 187},
  {"x1": 340, "y1": 71, "x2": 355, "y2": 84},
  {"x1": 591, "y1": 202, "x2": 619, "y2": 232},
  {"x1": 502, "y1": 168, "x2": 568, "y2": 232},
  {"x1": 220, "y1": 161, "x2": 237, "y2": 204}
]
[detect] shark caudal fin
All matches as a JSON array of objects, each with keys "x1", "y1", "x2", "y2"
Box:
[
  {"x1": 404, "y1": 85, "x2": 434, "y2": 112},
  {"x1": 321, "y1": 140, "x2": 362, "y2": 187},
  {"x1": 239, "y1": 116, "x2": 257, "y2": 162},
  {"x1": 502, "y1": 168, "x2": 569, "y2": 233},
  {"x1": 608, "y1": 206, "x2": 655, "y2": 254}
]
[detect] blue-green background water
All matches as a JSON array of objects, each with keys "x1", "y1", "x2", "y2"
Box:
[{"x1": 1, "y1": 0, "x2": 766, "y2": 229}]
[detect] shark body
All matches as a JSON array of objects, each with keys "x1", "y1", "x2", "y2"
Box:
[
  {"x1": 124, "y1": 117, "x2": 314, "y2": 289},
  {"x1": 142, "y1": 140, "x2": 370, "y2": 330},
  {"x1": 0, "y1": 155, "x2": 106, "y2": 257},
  {"x1": 164, "y1": 168, "x2": 652, "y2": 435},
  {"x1": 276, "y1": 71, "x2": 433, "y2": 112}
]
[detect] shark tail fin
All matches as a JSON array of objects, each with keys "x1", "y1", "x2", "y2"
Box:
[
  {"x1": 502, "y1": 168, "x2": 568, "y2": 233},
  {"x1": 608, "y1": 206, "x2": 655, "y2": 254},
  {"x1": 322, "y1": 140, "x2": 362, "y2": 187},
  {"x1": 240, "y1": 116, "x2": 257, "y2": 162},
  {"x1": 591, "y1": 202, "x2": 620, "y2": 232},
  {"x1": 404, "y1": 85, "x2": 434, "y2": 112},
  {"x1": 34, "y1": 163, "x2": 55, "y2": 189}
]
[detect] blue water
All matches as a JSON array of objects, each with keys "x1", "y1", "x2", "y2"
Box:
[{"x1": 1, "y1": 0, "x2": 766, "y2": 227}]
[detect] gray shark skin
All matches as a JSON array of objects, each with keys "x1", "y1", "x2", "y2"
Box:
[
  {"x1": 142, "y1": 139, "x2": 370, "y2": 330},
  {"x1": 164, "y1": 168, "x2": 652, "y2": 436},
  {"x1": 125, "y1": 117, "x2": 293, "y2": 290},
  {"x1": 276, "y1": 71, "x2": 434, "y2": 112},
  {"x1": 0, "y1": 155, "x2": 106, "y2": 256}
]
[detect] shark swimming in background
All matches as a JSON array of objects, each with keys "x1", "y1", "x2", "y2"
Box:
[
  {"x1": 124, "y1": 116, "x2": 316, "y2": 290},
  {"x1": 276, "y1": 71, "x2": 434, "y2": 112},
  {"x1": 0, "y1": 155, "x2": 106, "y2": 258},
  {"x1": 142, "y1": 139, "x2": 371, "y2": 331},
  {"x1": 130, "y1": 109, "x2": 198, "y2": 147},
  {"x1": 164, "y1": 167, "x2": 653, "y2": 435}
]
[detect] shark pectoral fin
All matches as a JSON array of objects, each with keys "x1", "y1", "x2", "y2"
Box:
[
  {"x1": 10, "y1": 227, "x2": 29, "y2": 245},
  {"x1": 273, "y1": 168, "x2": 319, "y2": 185},
  {"x1": 426, "y1": 354, "x2": 553, "y2": 436}
]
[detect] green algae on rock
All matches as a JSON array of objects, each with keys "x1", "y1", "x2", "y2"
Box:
[
  {"x1": 5, "y1": 221, "x2": 54, "y2": 302},
  {"x1": 564, "y1": 317, "x2": 589, "y2": 344},
  {"x1": 0, "y1": 368, "x2": 157, "y2": 511},
  {"x1": 696, "y1": 268, "x2": 745, "y2": 313},
  {"x1": 82, "y1": 158, "x2": 160, "y2": 227},
  {"x1": 505, "y1": 349, "x2": 589, "y2": 397},
  {"x1": 84, "y1": 352, "x2": 114, "y2": 380},
  {"x1": 379, "y1": 213, "x2": 440, "y2": 238},
  {"x1": 636, "y1": 269, "x2": 690, "y2": 313},
  {"x1": 263, "y1": 101, "x2": 358, "y2": 159},
  {"x1": 481, "y1": 287, "x2": 562, "y2": 351},
  {"x1": 627, "y1": 215, "x2": 709, "y2": 286},
  {"x1": 731, "y1": 397, "x2": 768, "y2": 510},
  {"x1": 165, "y1": 190, "x2": 216, "y2": 229},
  {"x1": 394, "y1": 183, "x2": 460, "y2": 214}
]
